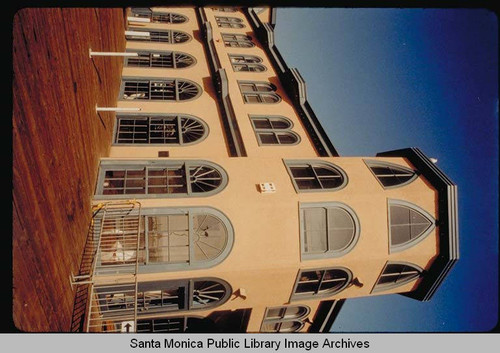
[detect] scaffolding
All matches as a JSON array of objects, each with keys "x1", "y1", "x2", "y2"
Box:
[{"x1": 70, "y1": 200, "x2": 142, "y2": 332}]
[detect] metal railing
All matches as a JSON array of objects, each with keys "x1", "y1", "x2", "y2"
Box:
[{"x1": 70, "y1": 200, "x2": 142, "y2": 332}]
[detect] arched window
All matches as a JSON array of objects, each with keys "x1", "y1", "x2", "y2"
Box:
[
  {"x1": 372, "y1": 262, "x2": 423, "y2": 293},
  {"x1": 388, "y1": 199, "x2": 436, "y2": 252},
  {"x1": 261, "y1": 305, "x2": 310, "y2": 333},
  {"x1": 215, "y1": 16, "x2": 245, "y2": 28},
  {"x1": 121, "y1": 78, "x2": 201, "y2": 101},
  {"x1": 126, "y1": 28, "x2": 191, "y2": 43},
  {"x1": 222, "y1": 33, "x2": 254, "y2": 47},
  {"x1": 250, "y1": 116, "x2": 299, "y2": 145},
  {"x1": 114, "y1": 114, "x2": 208, "y2": 145},
  {"x1": 95, "y1": 278, "x2": 232, "y2": 318},
  {"x1": 285, "y1": 160, "x2": 348, "y2": 192},
  {"x1": 292, "y1": 267, "x2": 352, "y2": 300},
  {"x1": 125, "y1": 51, "x2": 196, "y2": 69},
  {"x1": 238, "y1": 81, "x2": 281, "y2": 103},
  {"x1": 300, "y1": 202, "x2": 360, "y2": 259},
  {"x1": 97, "y1": 207, "x2": 234, "y2": 272},
  {"x1": 96, "y1": 160, "x2": 228, "y2": 198},
  {"x1": 130, "y1": 8, "x2": 188, "y2": 24},
  {"x1": 229, "y1": 54, "x2": 266, "y2": 72},
  {"x1": 365, "y1": 160, "x2": 418, "y2": 189},
  {"x1": 212, "y1": 7, "x2": 238, "y2": 12}
]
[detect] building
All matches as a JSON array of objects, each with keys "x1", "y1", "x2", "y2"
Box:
[{"x1": 68, "y1": 6, "x2": 459, "y2": 333}]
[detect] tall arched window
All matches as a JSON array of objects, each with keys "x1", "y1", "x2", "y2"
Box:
[
  {"x1": 95, "y1": 278, "x2": 232, "y2": 318},
  {"x1": 285, "y1": 160, "x2": 348, "y2": 192},
  {"x1": 229, "y1": 54, "x2": 266, "y2": 72},
  {"x1": 238, "y1": 81, "x2": 281, "y2": 103},
  {"x1": 95, "y1": 160, "x2": 228, "y2": 198},
  {"x1": 130, "y1": 8, "x2": 188, "y2": 24},
  {"x1": 372, "y1": 262, "x2": 423, "y2": 293},
  {"x1": 388, "y1": 199, "x2": 436, "y2": 252},
  {"x1": 250, "y1": 116, "x2": 300, "y2": 145},
  {"x1": 291, "y1": 267, "x2": 352, "y2": 300},
  {"x1": 121, "y1": 78, "x2": 201, "y2": 101},
  {"x1": 126, "y1": 28, "x2": 191, "y2": 43},
  {"x1": 125, "y1": 51, "x2": 196, "y2": 69},
  {"x1": 97, "y1": 206, "x2": 234, "y2": 273},
  {"x1": 114, "y1": 114, "x2": 208, "y2": 145},
  {"x1": 365, "y1": 160, "x2": 418, "y2": 189},
  {"x1": 215, "y1": 16, "x2": 245, "y2": 28},
  {"x1": 261, "y1": 305, "x2": 310, "y2": 332},
  {"x1": 300, "y1": 202, "x2": 360, "y2": 259},
  {"x1": 222, "y1": 33, "x2": 254, "y2": 47}
]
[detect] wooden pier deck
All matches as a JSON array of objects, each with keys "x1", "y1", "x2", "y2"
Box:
[{"x1": 12, "y1": 8, "x2": 126, "y2": 332}]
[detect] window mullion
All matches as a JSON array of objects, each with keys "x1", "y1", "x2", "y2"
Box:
[
  {"x1": 185, "y1": 163, "x2": 192, "y2": 195},
  {"x1": 144, "y1": 216, "x2": 149, "y2": 264},
  {"x1": 175, "y1": 79, "x2": 179, "y2": 101},
  {"x1": 188, "y1": 211, "x2": 194, "y2": 265},
  {"x1": 311, "y1": 165, "x2": 323, "y2": 189},
  {"x1": 177, "y1": 115, "x2": 183, "y2": 145},
  {"x1": 317, "y1": 270, "x2": 327, "y2": 294}
]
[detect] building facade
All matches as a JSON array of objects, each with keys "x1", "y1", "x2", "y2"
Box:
[{"x1": 72, "y1": 6, "x2": 459, "y2": 333}]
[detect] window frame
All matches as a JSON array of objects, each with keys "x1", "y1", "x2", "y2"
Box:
[
  {"x1": 96, "y1": 277, "x2": 232, "y2": 318},
  {"x1": 221, "y1": 33, "x2": 254, "y2": 48},
  {"x1": 112, "y1": 113, "x2": 209, "y2": 146},
  {"x1": 290, "y1": 267, "x2": 353, "y2": 301},
  {"x1": 249, "y1": 116, "x2": 300, "y2": 146},
  {"x1": 284, "y1": 160, "x2": 348, "y2": 192},
  {"x1": 260, "y1": 305, "x2": 311, "y2": 333},
  {"x1": 133, "y1": 207, "x2": 234, "y2": 272},
  {"x1": 124, "y1": 50, "x2": 196, "y2": 69},
  {"x1": 299, "y1": 202, "x2": 361, "y2": 260},
  {"x1": 130, "y1": 8, "x2": 189, "y2": 24},
  {"x1": 238, "y1": 81, "x2": 281, "y2": 104},
  {"x1": 215, "y1": 16, "x2": 245, "y2": 28},
  {"x1": 387, "y1": 199, "x2": 437, "y2": 253},
  {"x1": 119, "y1": 77, "x2": 202, "y2": 102},
  {"x1": 364, "y1": 160, "x2": 419, "y2": 189},
  {"x1": 95, "y1": 159, "x2": 228, "y2": 199},
  {"x1": 125, "y1": 28, "x2": 191, "y2": 43},
  {"x1": 371, "y1": 261, "x2": 424, "y2": 293},
  {"x1": 228, "y1": 54, "x2": 266, "y2": 72}
]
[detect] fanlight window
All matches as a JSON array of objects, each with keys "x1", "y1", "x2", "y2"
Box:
[
  {"x1": 285, "y1": 161, "x2": 348, "y2": 191},
  {"x1": 215, "y1": 16, "x2": 245, "y2": 28},
  {"x1": 121, "y1": 78, "x2": 201, "y2": 101},
  {"x1": 114, "y1": 115, "x2": 208, "y2": 145},
  {"x1": 389, "y1": 200, "x2": 436, "y2": 252},
  {"x1": 212, "y1": 7, "x2": 237, "y2": 12},
  {"x1": 229, "y1": 54, "x2": 266, "y2": 72},
  {"x1": 96, "y1": 160, "x2": 227, "y2": 198},
  {"x1": 261, "y1": 305, "x2": 310, "y2": 333},
  {"x1": 300, "y1": 203, "x2": 360, "y2": 259},
  {"x1": 96, "y1": 278, "x2": 231, "y2": 317},
  {"x1": 126, "y1": 51, "x2": 196, "y2": 69},
  {"x1": 126, "y1": 29, "x2": 191, "y2": 43},
  {"x1": 222, "y1": 33, "x2": 254, "y2": 48},
  {"x1": 130, "y1": 8, "x2": 188, "y2": 24},
  {"x1": 372, "y1": 262, "x2": 423, "y2": 293},
  {"x1": 292, "y1": 268, "x2": 352, "y2": 300},
  {"x1": 250, "y1": 116, "x2": 299, "y2": 145},
  {"x1": 238, "y1": 81, "x2": 280, "y2": 104},
  {"x1": 365, "y1": 160, "x2": 418, "y2": 188}
]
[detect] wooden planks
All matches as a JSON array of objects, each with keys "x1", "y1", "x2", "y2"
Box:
[{"x1": 12, "y1": 8, "x2": 126, "y2": 332}]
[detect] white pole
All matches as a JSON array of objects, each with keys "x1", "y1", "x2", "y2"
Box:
[
  {"x1": 125, "y1": 30, "x2": 150, "y2": 37},
  {"x1": 127, "y1": 16, "x2": 151, "y2": 23},
  {"x1": 96, "y1": 106, "x2": 142, "y2": 112},
  {"x1": 89, "y1": 49, "x2": 139, "y2": 58}
]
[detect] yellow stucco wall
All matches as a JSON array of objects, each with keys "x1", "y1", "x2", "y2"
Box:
[{"x1": 92, "y1": 7, "x2": 441, "y2": 332}]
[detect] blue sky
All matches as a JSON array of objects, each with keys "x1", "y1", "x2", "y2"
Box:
[{"x1": 274, "y1": 8, "x2": 498, "y2": 332}]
